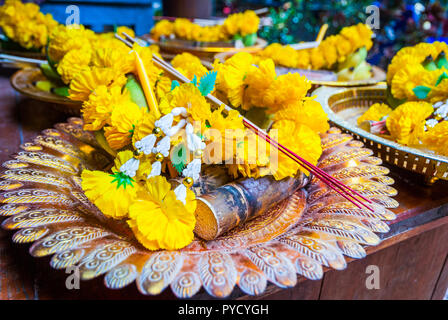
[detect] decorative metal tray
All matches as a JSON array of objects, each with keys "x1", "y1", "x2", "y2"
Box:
[
  {"x1": 10, "y1": 68, "x2": 82, "y2": 115},
  {"x1": 314, "y1": 85, "x2": 448, "y2": 183},
  {"x1": 0, "y1": 118, "x2": 398, "y2": 298}
]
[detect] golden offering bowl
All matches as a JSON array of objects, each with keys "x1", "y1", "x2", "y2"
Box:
[{"x1": 314, "y1": 84, "x2": 448, "y2": 184}]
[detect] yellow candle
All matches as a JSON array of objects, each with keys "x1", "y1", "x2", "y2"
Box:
[{"x1": 133, "y1": 49, "x2": 161, "y2": 118}]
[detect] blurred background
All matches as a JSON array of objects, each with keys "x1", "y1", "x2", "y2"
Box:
[{"x1": 29, "y1": 0, "x2": 448, "y2": 68}]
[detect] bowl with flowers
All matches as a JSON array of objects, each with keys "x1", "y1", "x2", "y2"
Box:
[
  {"x1": 144, "y1": 10, "x2": 267, "y2": 61},
  {"x1": 0, "y1": 0, "x2": 57, "y2": 60},
  {"x1": 314, "y1": 41, "x2": 448, "y2": 184},
  {"x1": 9, "y1": 24, "x2": 154, "y2": 114},
  {"x1": 216, "y1": 23, "x2": 386, "y2": 86}
]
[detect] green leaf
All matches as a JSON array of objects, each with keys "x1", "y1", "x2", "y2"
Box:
[
  {"x1": 198, "y1": 71, "x2": 217, "y2": 96},
  {"x1": 435, "y1": 72, "x2": 448, "y2": 87},
  {"x1": 125, "y1": 75, "x2": 148, "y2": 109},
  {"x1": 35, "y1": 80, "x2": 53, "y2": 92},
  {"x1": 422, "y1": 56, "x2": 438, "y2": 71},
  {"x1": 110, "y1": 172, "x2": 135, "y2": 190},
  {"x1": 171, "y1": 80, "x2": 180, "y2": 90},
  {"x1": 436, "y1": 51, "x2": 448, "y2": 69},
  {"x1": 191, "y1": 75, "x2": 198, "y2": 86},
  {"x1": 52, "y1": 86, "x2": 70, "y2": 97},
  {"x1": 413, "y1": 86, "x2": 432, "y2": 100},
  {"x1": 171, "y1": 144, "x2": 187, "y2": 175},
  {"x1": 242, "y1": 33, "x2": 257, "y2": 47},
  {"x1": 39, "y1": 63, "x2": 62, "y2": 83}
]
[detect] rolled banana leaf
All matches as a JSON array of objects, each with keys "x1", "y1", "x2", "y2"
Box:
[{"x1": 194, "y1": 173, "x2": 309, "y2": 240}]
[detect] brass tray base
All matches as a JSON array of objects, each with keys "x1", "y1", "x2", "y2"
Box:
[{"x1": 0, "y1": 118, "x2": 398, "y2": 298}]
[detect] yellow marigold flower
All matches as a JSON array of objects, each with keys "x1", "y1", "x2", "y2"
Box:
[
  {"x1": 132, "y1": 111, "x2": 158, "y2": 145},
  {"x1": 56, "y1": 47, "x2": 92, "y2": 85},
  {"x1": 127, "y1": 176, "x2": 196, "y2": 250},
  {"x1": 355, "y1": 23, "x2": 374, "y2": 50},
  {"x1": 81, "y1": 150, "x2": 140, "y2": 219},
  {"x1": 222, "y1": 12, "x2": 242, "y2": 36},
  {"x1": 151, "y1": 20, "x2": 174, "y2": 40},
  {"x1": 269, "y1": 121, "x2": 322, "y2": 179},
  {"x1": 240, "y1": 10, "x2": 260, "y2": 36},
  {"x1": 155, "y1": 75, "x2": 172, "y2": 101},
  {"x1": 244, "y1": 58, "x2": 276, "y2": 109},
  {"x1": 319, "y1": 36, "x2": 338, "y2": 68},
  {"x1": 173, "y1": 18, "x2": 193, "y2": 39},
  {"x1": 159, "y1": 83, "x2": 211, "y2": 129},
  {"x1": 386, "y1": 101, "x2": 434, "y2": 146},
  {"x1": 430, "y1": 78, "x2": 448, "y2": 103},
  {"x1": 357, "y1": 103, "x2": 392, "y2": 126},
  {"x1": 391, "y1": 64, "x2": 426, "y2": 100},
  {"x1": 151, "y1": 10, "x2": 258, "y2": 42},
  {"x1": 104, "y1": 100, "x2": 146, "y2": 150},
  {"x1": 310, "y1": 47, "x2": 326, "y2": 70},
  {"x1": 82, "y1": 85, "x2": 131, "y2": 131},
  {"x1": 0, "y1": 0, "x2": 58, "y2": 51},
  {"x1": 91, "y1": 47, "x2": 135, "y2": 75},
  {"x1": 93, "y1": 35, "x2": 130, "y2": 52},
  {"x1": 431, "y1": 41, "x2": 448, "y2": 59},
  {"x1": 335, "y1": 35, "x2": 353, "y2": 61},
  {"x1": 225, "y1": 129, "x2": 271, "y2": 179},
  {"x1": 203, "y1": 105, "x2": 245, "y2": 164},
  {"x1": 48, "y1": 24, "x2": 95, "y2": 62},
  {"x1": 171, "y1": 52, "x2": 208, "y2": 80},
  {"x1": 422, "y1": 121, "x2": 448, "y2": 156},
  {"x1": 258, "y1": 43, "x2": 298, "y2": 68},
  {"x1": 387, "y1": 52, "x2": 423, "y2": 84},
  {"x1": 295, "y1": 49, "x2": 311, "y2": 69},
  {"x1": 254, "y1": 24, "x2": 372, "y2": 71},
  {"x1": 340, "y1": 24, "x2": 362, "y2": 50},
  {"x1": 69, "y1": 67, "x2": 127, "y2": 101},
  {"x1": 275, "y1": 99, "x2": 330, "y2": 134},
  {"x1": 263, "y1": 73, "x2": 311, "y2": 113},
  {"x1": 387, "y1": 42, "x2": 448, "y2": 86},
  {"x1": 116, "y1": 26, "x2": 135, "y2": 39},
  {"x1": 215, "y1": 52, "x2": 253, "y2": 108}
]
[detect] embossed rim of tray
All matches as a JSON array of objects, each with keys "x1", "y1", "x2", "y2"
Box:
[{"x1": 314, "y1": 84, "x2": 448, "y2": 181}]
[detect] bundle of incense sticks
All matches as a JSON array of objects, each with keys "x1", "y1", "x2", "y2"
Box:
[{"x1": 115, "y1": 33, "x2": 374, "y2": 213}]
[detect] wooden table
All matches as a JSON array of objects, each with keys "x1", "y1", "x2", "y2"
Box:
[{"x1": 0, "y1": 70, "x2": 447, "y2": 300}]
